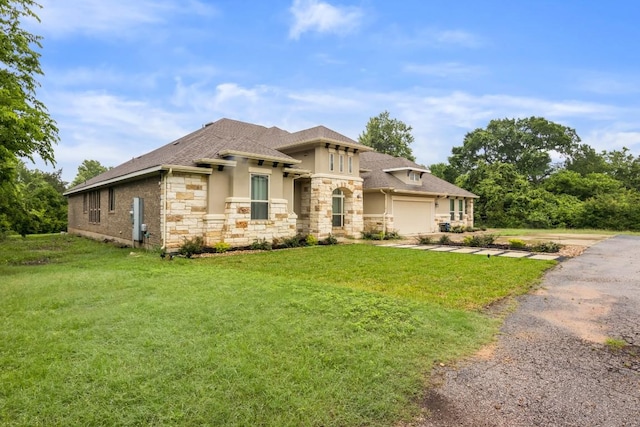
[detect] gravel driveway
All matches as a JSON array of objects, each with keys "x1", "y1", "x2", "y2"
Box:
[{"x1": 420, "y1": 235, "x2": 640, "y2": 427}]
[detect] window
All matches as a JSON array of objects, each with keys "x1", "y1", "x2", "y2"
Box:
[
  {"x1": 459, "y1": 199, "x2": 464, "y2": 220},
  {"x1": 251, "y1": 174, "x2": 269, "y2": 220},
  {"x1": 348, "y1": 156, "x2": 353, "y2": 174},
  {"x1": 449, "y1": 199, "x2": 455, "y2": 221},
  {"x1": 83, "y1": 193, "x2": 87, "y2": 213},
  {"x1": 332, "y1": 189, "x2": 345, "y2": 227},
  {"x1": 409, "y1": 171, "x2": 420, "y2": 182},
  {"x1": 339, "y1": 154, "x2": 344, "y2": 172},
  {"x1": 88, "y1": 190, "x2": 101, "y2": 223},
  {"x1": 108, "y1": 188, "x2": 116, "y2": 212},
  {"x1": 329, "y1": 153, "x2": 334, "y2": 171}
]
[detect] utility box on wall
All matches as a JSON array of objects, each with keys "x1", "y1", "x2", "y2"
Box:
[{"x1": 131, "y1": 197, "x2": 144, "y2": 242}]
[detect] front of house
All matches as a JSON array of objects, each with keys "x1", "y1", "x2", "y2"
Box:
[{"x1": 64, "y1": 119, "x2": 476, "y2": 250}]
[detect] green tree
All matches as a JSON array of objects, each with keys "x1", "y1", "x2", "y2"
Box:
[
  {"x1": 1, "y1": 0, "x2": 58, "y2": 165},
  {"x1": 428, "y1": 162, "x2": 459, "y2": 183},
  {"x1": 1, "y1": 0, "x2": 58, "y2": 235},
  {"x1": 358, "y1": 111, "x2": 416, "y2": 161},
  {"x1": 564, "y1": 144, "x2": 608, "y2": 175},
  {"x1": 69, "y1": 159, "x2": 111, "y2": 188},
  {"x1": 449, "y1": 117, "x2": 580, "y2": 184}
]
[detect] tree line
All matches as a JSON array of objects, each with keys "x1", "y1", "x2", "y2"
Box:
[{"x1": 429, "y1": 117, "x2": 640, "y2": 231}]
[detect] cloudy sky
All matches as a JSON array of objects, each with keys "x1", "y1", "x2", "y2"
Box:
[{"x1": 26, "y1": 0, "x2": 640, "y2": 182}]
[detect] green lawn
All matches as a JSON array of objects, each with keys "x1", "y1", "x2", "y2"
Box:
[{"x1": 0, "y1": 235, "x2": 555, "y2": 426}]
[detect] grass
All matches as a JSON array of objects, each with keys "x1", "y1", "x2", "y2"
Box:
[
  {"x1": 604, "y1": 337, "x2": 628, "y2": 351},
  {"x1": 0, "y1": 235, "x2": 555, "y2": 426},
  {"x1": 491, "y1": 228, "x2": 637, "y2": 236}
]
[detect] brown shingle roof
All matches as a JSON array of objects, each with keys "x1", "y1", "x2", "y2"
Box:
[
  {"x1": 67, "y1": 118, "x2": 300, "y2": 192},
  {"x1": 360, "y1": 151, "x2": 477, "y2": 197}
]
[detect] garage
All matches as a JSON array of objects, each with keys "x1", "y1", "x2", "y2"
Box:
[{"x1": 392, "y1": 196, "x2": 434, "y2": 235}]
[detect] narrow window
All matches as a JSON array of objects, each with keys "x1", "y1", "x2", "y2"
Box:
[
  {"x1": 459, "y1": 199, "x2": 464, "y2": 220},
  {"x1": 251, "y1": 174, "x2": 269, "y2": 220},
  {"x1": 83, "y1": 193, "x2": 87, "y2": 213},
  {"x1": 89, "y1": 190, "x2": 101, "y2": 223},
  {"x1": 348, "y1": 156, "x2": 353, "y2": 174},
  {"x1": 329, "y1": 153, "x2": 334, "y2": 171},
  {"x1": 332, "y1": 189, "x2": 345, "y2": 227},
  {"x1": 339, "y1": 154, "x2": 344, "y2": 172},
  {"x1": 449, "y1": 199, "x2": 455, "y2": 221},
  {"x1": 108, "y1": 188, "x2": 116, "y2": 212}
]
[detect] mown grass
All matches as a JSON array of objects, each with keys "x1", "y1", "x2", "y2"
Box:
[
  {"x1": 0, "y1": 235, "x2": 554, "y2": 426},
  {"x1": 492, "y1": 228, "x2": 633, "y2": 236}
]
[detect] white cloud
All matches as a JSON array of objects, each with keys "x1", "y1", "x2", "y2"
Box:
[
  {"x1": 36, "y1": 0, "x2": 217, "y2": 38},
  {"x1": 381, "y1": 27, "x2": 485, "y2": 49},
  {"x1": 289, "y1": 0, "x2": 363, "y2": 39}
]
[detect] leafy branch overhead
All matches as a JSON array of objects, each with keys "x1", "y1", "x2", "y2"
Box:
[{"x1": 358, "y1": 111, "x2": 416, "y2": 161}]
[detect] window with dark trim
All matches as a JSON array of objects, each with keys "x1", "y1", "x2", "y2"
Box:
[
  {"x1": 449, "y1": 199, "x2": 455, "y2": 221},
  {"x1": 250, "y1": 174, "x2": 269, "y2": 220},
  {"x1": 339, "y1": 154, "x2": 344, "y2": 172},
  {"x1": 348, "y1": 156, "x2": 353, "y2": 174},
  {"x1": 83, "y1": 193, "x2": 88, "y2": 213},
  {"x1": 108, "y1": 188, "x2": 116, "y2": 212},
  {"x1": 459, "y1": 199, "x2": 464, "y2": 220},
  {"x1": 88, "y1": 190, "x2": 101, "y2": 223},
  {"x1": 329, "y1": 153, "x2": 335, "y2": 171}
]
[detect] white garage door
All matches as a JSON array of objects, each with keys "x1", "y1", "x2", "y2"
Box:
[{"x1": 392, "y1": 198, "x2": 434, "y2": 235}]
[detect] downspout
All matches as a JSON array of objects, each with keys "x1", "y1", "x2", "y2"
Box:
[
  {"x1": 161, "y1": 168, "x2": 172, "y2": 251},
  {"x1": 380, "y1": 189, "x2": 388, "y2": 235}
]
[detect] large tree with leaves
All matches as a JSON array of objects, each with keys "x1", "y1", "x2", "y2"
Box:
[
  {"x1": 1, "y1": 0, "x2": 58, "y2": 164},
  {"x1": 358, "y1": 111, "x2": 416, "y2": 161},
  {"x1": 69, "y1": 159, "x2": 111, "y2": 188},
  {"x1": 449, "y1": 117, "x2": 580, "y2": 184},
  {"x1": 1, "y1": 0, "x2": 58, "y2": 235}
]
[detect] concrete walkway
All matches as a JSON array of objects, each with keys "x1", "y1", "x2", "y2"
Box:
[{"x1": 377, "y1": 243, "x2": 562, "y2": 261}]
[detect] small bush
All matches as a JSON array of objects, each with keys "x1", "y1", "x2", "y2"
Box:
[
  {"x1": 531, "y1": 241, "x2": 561, "y2": 253},
  {"x1": 465, "y1": 226, "x2": 476, "y2": 232},
  {"x1": 179, "y1": 236, "x2": 204, "y2": 258},
  {"x1": 214, "y1": 242, "x2": 231, "y2": 253},
  {"x1": 463, "y1": 234, "x2": 497, "y2": 247},
  {"x1": 451, "y1": 225, "x2": 465, "y2": 233},
  {"x1": 320, "y1": 234, "x2": 339, "y2": 245},
  {"x1": 251, "y1": 238, "x2": 272, "y2": 251},
  {"x1": 384, "y1": 230, "x2": 402, "y2": 240},
  {"x1": 416, "y1": 235, "x2": 434, "y2": 245},
  {"x1": 438, "y1": 235, "x2": 451, "y2": 245},
  {"x1": 361, "y1": 230, "x2": 384, "y2": 240},
  {"x1": 305, "y1": 234, "x2": 318, "y2": 246},
  {"x1": 508, "y1": 239, "x2": 527, "y2": 250}
]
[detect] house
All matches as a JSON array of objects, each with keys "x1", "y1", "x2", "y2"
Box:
[{"x1": 64, "y1": 118, "x2": 477, "y2": 250}]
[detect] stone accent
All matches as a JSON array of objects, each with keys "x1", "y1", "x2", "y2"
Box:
[
  {"x1": 163, "y1": 173, "x2": 208, "y2": 249},
  {"x1": 363, "y1": 214, "x2": 395, "y2": 234},
  {"x1": 302, "y1": 174, "x2": 364, "y2": 239}
]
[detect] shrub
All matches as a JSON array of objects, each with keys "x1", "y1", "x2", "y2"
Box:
[
  {"x1": 451, "y1": 225, "x2": 465, "y2": 233},
  {"x1": 214, "y1": 242, "x2": 231, "y2": 253},
  {"x1": 508, "y1": 239, "x2": 527, "y2": 250},
  {"x1": 438, "y1": 234, "x2": 451, "y2": 245},
  {"x1": 465, "y1": 226, "x2": 476, "y2": 232},
  {"x1": 384, "y1": 231, "x2": 402, "y2": 240},
  {"x1": 463, "y1": 234, "x2": 497, "y2": 247},
  {"x1": 361, "y1": 230, "x2": 384, "y2": 240},
  {"x1": 179, "y1": 236, "x2": 204, "y2": 258},
  {"x1": 320, "y1": 234, "x2": 339, "y2": 245},
  {"x1": 250, "y1": 238, "x2": 272, "y2": 251},
  {"x1": 531, "y1": 241, "x2": 561, "y2": 253},
  {"x1": 282, "y1": 234, "x2": 309, "y2": 248},
  {"x1": 305, "y1": 234, "x2": 318, "y2": 246},
  {"x1": 416, "y1": 235, "x2": 434, "y2": 245}
]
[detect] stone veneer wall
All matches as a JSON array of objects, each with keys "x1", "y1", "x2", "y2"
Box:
[
  {"x1": 363, "y1": 214, "x2": 395, "y2": 234},
  {"x1": 163, "y1": 172, "x2": 297, "y2": 250},
  {"x1": 163, "y1": 172, "x2": 208, "y2": 249},
  {"x1": 307, "y1": 174, "x2": 364, "y2": 239},
  {"x1": 203, "y1": 198, "x2": 296, "y2": 247}
]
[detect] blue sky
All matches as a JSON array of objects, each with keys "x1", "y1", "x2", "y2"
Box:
[{"x1": 26, "y1": 0, "x2": 640, "y2": 182}]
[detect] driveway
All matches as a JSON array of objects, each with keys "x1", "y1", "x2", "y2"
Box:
[{"x1": 420, "y1": 235, "x2": 640, "y2": 427}]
